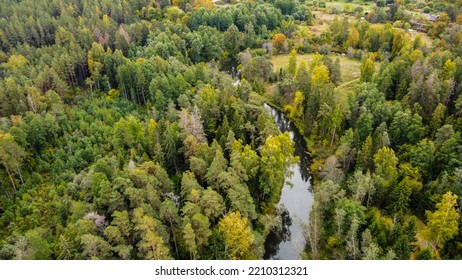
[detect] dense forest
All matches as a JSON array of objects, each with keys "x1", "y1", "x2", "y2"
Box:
[{"x1": 0, "y1": 0, "x2": 461, "y2": 260}]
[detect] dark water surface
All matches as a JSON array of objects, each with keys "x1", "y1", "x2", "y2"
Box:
[{"x1": 263, "y1": 104, "x2": 314, "y2": 260}]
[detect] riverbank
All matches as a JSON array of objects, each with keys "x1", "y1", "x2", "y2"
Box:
[
  {"x1": 263, "y1": 104, "x2": 314, "y2": 260},
  {"x1": 264, "y1": 99, "x2": 315, "y2": 155}
]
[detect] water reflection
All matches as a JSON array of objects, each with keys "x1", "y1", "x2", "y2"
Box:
[
  {"x1": 265, "y1": 104, "x2": 311, "y2": 182},
  {"x1": 263, "y1": 207, "x2": 292, "y2": 260},
  {"x1": 263, "y1": 104, "x2": 314, "y2": 260}
]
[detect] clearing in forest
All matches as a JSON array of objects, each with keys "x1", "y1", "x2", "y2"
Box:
[{"x1": 270, "y1": 53, "x2": 362, "y2": 84}]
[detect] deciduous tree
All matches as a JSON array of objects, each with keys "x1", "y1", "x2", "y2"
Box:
[
  {"x1": 425, "y1": 192, "x2": 460, "y2": 251},
  {"x1": 219, "y1": 211, "x2": 255, "y2": 260}
]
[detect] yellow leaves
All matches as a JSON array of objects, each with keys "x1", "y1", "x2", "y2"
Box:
[
  {"x1": 410, "y1": 49, "x2": 423, "y2": 63},
  {"x1": 135, "y1": 57, "x2": 146, "y2": 64},
  {"x1": 287, "y1": 49, "x2": 297, "y2": 76},
  {"x1": 102, "y1": 14, "x2": 111, "y2": 26},
  {"x1": 285, "y1": 104, "x2": 295, "y2": 116},
  {"x1": 5, "y1": 54, "x2": 28, "y2": 69},
  {"x1": 107, "y1": 89, "x2": 120, "y2": 101},
  {"x1": 345, "y1": 27, "x2": 359, "y2": 49},
  {"x1": 87, "y1": 56, "x2": 102, "y2": 76},
  {"x1": 194, "y1": 0, "x2": 214, "y2": 9},
  {"x1": 312, "y1": 65, "x2": 330, "y2": 88},
  {"x1": 442, "y1": 59, "x2": 456, "y2": 80},
  {"x1": 87, "y1": 58, "x2": 95, "y2": 70},
  {"x1": 0, "y1": 130, "x2": 14, "y2": 142},
  {"x1": 326, "y1": 235, "x2": 341, "y2": 251},
  {"x1": 10, "y1": 115, "x2": 23, "y2": 126},
  {"x1": 309, "y1": 53, "x2": 324, "y2": 69},
  {"x1": 263, "y1": 135, "x2": 282, "y2": 151},
  {"x1": 147, "y1": 118, "x2": 157, "y2": 135},
  {"x1": 295, "y1": 25, "x2": 311, "y2": 40},
  {"x1": 373, "y1": 208, "x2": 393, "y2": 232},
  {"x1": 437, "y1": 12, "x2": 450, "y2": 25},
  {"x1": 260, "y1": 133, "x2": 298, "y2": 205},
  {"x1": 219, "y1": 211, "x2": 255, "y2": 260},
  {"x1": 165, "y1": 6, "x2": 183, "y2": 22},
  {"x1": 343, "y1": 3, "x2": 353, "y2": 13},
  {"x1": 293, "y1": 90, "x2": 304, "y2": 105},
  {"x1": 289, "y1": 91, "x2": 304, "y2": 120},
  {"x1": 189, "y1": 188, "x2": 201, "y2": 204},
  {"x1": 199, "y1": 84, "x2": 218, "y2": 101},
  {"x1": 425, "y1": 192, "x2": 460, "y2": 250}
]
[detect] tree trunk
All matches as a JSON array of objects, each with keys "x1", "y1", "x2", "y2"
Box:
[
  {"x1": 16, "y1": 166, "x2": 24, "y2": 184},
  {"x1": 330, "y1": 127, "x2": 336, "y2": 147},
  {"x1": 308, "y1": 207, "x2": 320, "y2": 259},
  {"x1": 168, "y1": 216, "x2": 179, "y2": 258},
  {"x1": 1, "y1": 179, "x2": 10, "y2": 198},
  {"x1": 5, "y1": 167, "x2": 16, "y2": 193}
]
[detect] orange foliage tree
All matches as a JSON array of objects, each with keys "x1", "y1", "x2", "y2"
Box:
[{"x1": 272, "y1": 33, "x2": 287, "y2": 53}]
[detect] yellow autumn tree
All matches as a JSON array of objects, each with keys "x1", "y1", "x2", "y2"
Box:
[
  {"x1": 289, "y1": 91, "x2": 304, "y2": 120},
  {"x1": 344, "y1": 27, "x2": 359, "y2": 49},
  {"x1": 425, "y1": 192, "x2": 460, "y2": 252},
  {"x1": 194, "y1": 0, "x2": 214, "y2": 9},
  {"x1": 219, "y1": 211, "x2": 255, "y2": 260},
  {"x1": 311, "y1": 65, "x2": 330, "y2": 88}
]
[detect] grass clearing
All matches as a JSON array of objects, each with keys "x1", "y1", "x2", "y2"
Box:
[
  {"x1": 408, "y1": 29, "x2": 433, "y2": 47},
  {"x1": 311, "y1": 8, "x2": 433, "y2": 47},
  {"x1": 270, "y1": 53, "x2": 362, "y2": 84}
]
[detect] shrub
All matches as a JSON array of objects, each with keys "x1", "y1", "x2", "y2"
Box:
[
  {"x1": 354, "y1": 6, "x2": 364, "y2": 16},
  {"x1": 318, "y1": 44, "x2": 332, "y2": 54},
  {"x1": 297, "y1": 40, "x2": 312, "y2": 53},
  {"x1": 393, "y1": 20, "x2": 404, "y2": 28}
]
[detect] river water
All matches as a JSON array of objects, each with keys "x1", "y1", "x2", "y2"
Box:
[{"x1": 263, "y1": 104, "x2": 314, "y2": 260}]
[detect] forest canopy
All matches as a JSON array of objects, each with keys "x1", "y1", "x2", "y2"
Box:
[{"x1": 0, "y1": 0, "x2": 462, "y2": 260}]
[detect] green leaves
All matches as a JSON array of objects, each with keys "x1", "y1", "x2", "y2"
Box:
[
  {"x1": 112, "y1": 115, "x2": 146, "y2": 151},
  {"x1": 259, "y1": 133, "x2": 298, "y2": 209},
  {"x1": 425, "y1": 192, "x2": 460, "y2": 250},
  {"x1": 200, "y1": 188, "x2": 225, "y2": 222},
  {"x1": 389, "y1": 109, "x2": 424, "y2": 147},
  {"x1": 133, "y1": 208, "x2": 172, "y2": 260},
  {"x1": 0, "y1": 131, "x2": 25, "y2": 191},
  {"x1": 205, "y1": 145, "x2": 228, "y2": 189},
  {"x1": 360, "y1": 58, "x2": 374, "y2": 83},
  {"x1": 374, "y1": 147, "x2": 398, "y2": 188}
]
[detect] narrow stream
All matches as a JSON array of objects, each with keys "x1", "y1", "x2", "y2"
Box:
[{"x1": 263, "y1": 104, "x2": 314, "y2": 260}]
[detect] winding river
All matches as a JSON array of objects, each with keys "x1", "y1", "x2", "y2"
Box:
[{"x1": 263, "y1": 104, "x2": 314, "y2": 260}]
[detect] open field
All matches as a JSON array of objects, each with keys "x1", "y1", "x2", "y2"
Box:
[
  {"x1": 270, "y1": 53, "x2": 362, "y2": 84},
  {"x1": 408, "y1": 29, "x2": 433, "y2": 47},
  {"x1": 322, "y1": 0, "x2": 374, "y2": 13},
  {"x1": 311, "y1": 8, "x2": 433, "y2": 47}
]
